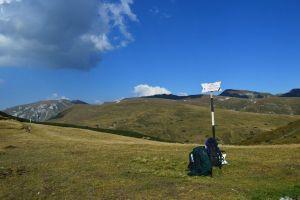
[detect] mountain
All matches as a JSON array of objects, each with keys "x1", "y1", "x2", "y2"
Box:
[
  {"x1": 4, "y1": 87, "x2": 300, "y2": 124},
  {"x1": 71, "y1": 100, "x2": 88, "y2": 104},
  {"x1": 280, "y1": 88, "x2": 300, "y2": 97},
  {"x1": 49, "y1": 98, "x2": 300, "y2": 144},
  {"x1": 184, "y1": 95, "x2": 300, "y2": 115},
  {"x1": 220, "y1": 89, "x2": 273, "y2": 99},
  {"x1": 3, "y1": 99, "x2": 87, "y2": 122},
  {"x1": 142, "y1": 94, "x2": 203, "y2": 100},
  {"x1": 131, "y1": 90, "x2": 300, "y2": 115},
  {"x1": 0, "y1": 110, "x2": 30, "y2": 122},
  {"x1": 123, "y1": 94, "x2": 204, "y2": 101},
  {"x1": 140, "y1": 93, "x2": 300, "y2": 115},
  {"x1": 242, "y1": 119, "x2": 300, "y2": 145},
  {"x1": 126, "y1": 94, "x2": 300, "y2": 115}
]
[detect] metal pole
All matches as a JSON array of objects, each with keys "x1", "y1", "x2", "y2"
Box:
[{"x1": 210, "y1": 92, "x2": 216, "y2": 138}]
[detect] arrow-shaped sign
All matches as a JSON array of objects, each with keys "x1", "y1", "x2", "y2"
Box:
[{"x1": 201, "y1": 81, "x2": 222, "y2": 93}]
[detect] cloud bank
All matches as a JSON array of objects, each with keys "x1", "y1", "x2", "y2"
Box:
[
  {"x1": 0, "y1": 0, "x2": 137, "y2": 70},
  {"x1": 134, "y1": 84, "x2": 171, "y2": 97}
]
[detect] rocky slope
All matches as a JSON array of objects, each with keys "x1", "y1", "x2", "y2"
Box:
[{"x1": 3, "y1": 99, "x2": 87, "y2": 122}]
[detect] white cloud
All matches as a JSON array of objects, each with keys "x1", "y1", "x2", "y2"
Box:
[
  {"x1": 94, "y1": 100, "x2": 103, "y2": 105},
  {"x1": 133, "y1": 84, "x2": 171, "y2": 97},
  {"x1": 51, "y1": 93, "x2": 58, "y2": 99},
  {"x1": 149, "y1": 6, "x2": 171, "y2": 19},
  {"x1": 84, "y1": 0, "x2": 138, "y2": 50},
  {"x1": 149, "y1": 7, "x2": 159, "y2": 15},
  {"x1": 0, "y1": 0, "x2": 138, "y2": 70},
  {"x1": 48, "y1": 93, "x2": 69, "y2": 100},
  {"x1": 178, "y1": 92, "x2": 188, "y2": 96},
  {"x1": 81, "y1": 34, "x2": 113, "y2": 52}
]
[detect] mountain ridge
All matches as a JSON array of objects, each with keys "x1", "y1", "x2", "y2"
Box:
[
  {"x1": 129, "y1": 88, "x2": 300, "y2": 100},
  {"x1": 3, "y1": 88, "x2": 300, "y2": 122},
  {"x1": 3, "y1": 99, "x2": 88, "y2": 122},
  {"x1": 280, "y1": 88, "x2": 300, "y2": 97},
  {"x1": 49, "y1": 99, "x2": 300, "y2": 144},
  {"x1": 219, "y1": 89, "x2": 273, "y2": 99}
]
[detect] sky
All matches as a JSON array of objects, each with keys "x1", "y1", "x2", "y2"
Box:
[{"x1": 0, "y1": 0, "x2": 300, "y2": 109}]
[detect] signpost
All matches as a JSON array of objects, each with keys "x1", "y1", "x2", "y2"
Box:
[{"x1": 201, "y1": 81, "x2": 222, "y2": 139}]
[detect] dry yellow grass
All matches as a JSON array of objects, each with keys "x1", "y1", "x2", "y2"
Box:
[
  {"x1": 50, "y1": 99, "x2": 300, "y2": 144},
  {"x1": 0, "y1": 119, "x2": 299, "y2": 199}
]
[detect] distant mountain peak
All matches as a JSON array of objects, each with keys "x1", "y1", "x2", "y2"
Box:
[
  {"x1": 220, "y1": 89, "x2": 273, "y2": 99},
  {"x1": 280, "y1": 88, "x2": 300, "y2": 97},
  {"x1": 143, "y1": 94, "x2": 203, "y2": 100},
  {"x1": 71, "y1": 100, "x2": 88, "y2": 104},
  {"x1": 3, "y1": 99, "x2": 88, "y2": 122}
]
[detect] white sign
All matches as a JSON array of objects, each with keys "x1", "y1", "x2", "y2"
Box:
[{"x1": 201, "y1": 81, "x2": 222, "y2": 93}]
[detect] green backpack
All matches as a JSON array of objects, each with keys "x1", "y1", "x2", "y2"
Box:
[{"x1": 187, "y1": 146, "x2": 212, "y2": 176}]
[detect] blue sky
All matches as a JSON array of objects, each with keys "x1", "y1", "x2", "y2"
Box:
[{"x1": 0, "y1": 0, "x2": 300, "y2": 109}]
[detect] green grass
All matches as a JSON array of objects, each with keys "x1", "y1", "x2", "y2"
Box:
[
  {"x1": 1, "y1": 111, "x2": 174, "y2": 143},
  {"x1": 1, "y1": 119, "x2": 299, "y2": 199},
  {"x1": 37, "y1": 121, "x2": 174, "y2": 143},
  {"x1": 50, "y1": 99, "x2": 300, "y2": 144},
  {"x1": 242, "y1": 120, "x2": 300, "y2": 145}
]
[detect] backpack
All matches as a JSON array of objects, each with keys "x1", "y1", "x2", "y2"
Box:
[
  {"x1": 187, "y1": 146, "x2": 212, "y2": 176},
  {"x1": 205, "y1": 137, "x2": 223, "y2": 168}
]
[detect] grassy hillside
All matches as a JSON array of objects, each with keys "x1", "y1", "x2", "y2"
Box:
[
  {"x1": 0, "y1": 112, "x2": 8, "y2": 120},
  {"x1": 181, "y1": 96, "x2": 300, "y2": 115},
  {"x1": 0, "y1": 119, "x2": 299, "y2": 199},
  {"x1": 1, "y1": 111, "x2": 170, "y2": 143},
  {"x1": 0, "y1": 111, "x2": 30, "y2": 122},
  {"x1": 50, "y1": 99, "x2": 300, "y2": 144},
  {"x1": 242, "y1": 120, "x2": 300, "y2": 145}
]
